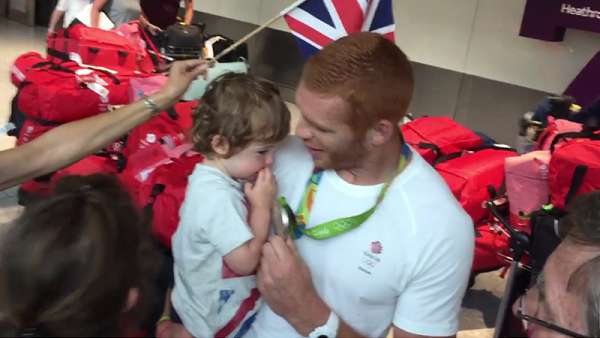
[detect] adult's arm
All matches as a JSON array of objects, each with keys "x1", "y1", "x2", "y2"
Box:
[
  {"x1": 0, "y1": 60, "x2": 209, "y2": 191},
  {"x1": 183, "y1": 0, "x2": 194, "y2": 25},
  {"x1": 257, "y1": 237, "x2": 457, "y2": 338},
  {"x1": 90, "y1": 0, "x2": 109, "y2": 28},
  {"x1": 48, "y1": 0, "x2": 66, "y2": 34},
  {"x1": 139, "y1": 12, "x2": 162, "y2": 35}
]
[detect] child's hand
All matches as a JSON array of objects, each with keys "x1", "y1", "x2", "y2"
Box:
[{"x1": 245, "y1": 168, "x2": 277, "y2": 210}]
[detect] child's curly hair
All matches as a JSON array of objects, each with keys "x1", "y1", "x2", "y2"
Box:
[{"x1": 191, "y1": 73, "x2": 291, "y2": 158}]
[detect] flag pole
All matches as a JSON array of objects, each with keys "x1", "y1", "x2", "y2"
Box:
[{"x1": 213, "y1": 0, "x2": 306, "y2": 61}]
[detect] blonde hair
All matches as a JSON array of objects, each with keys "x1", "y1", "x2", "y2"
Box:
[{"x1": 191, "y1": 73, "x2": 291, "y2": 157}]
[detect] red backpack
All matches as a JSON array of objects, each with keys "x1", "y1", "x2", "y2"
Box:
[
  {"x1": 548, "y1": 132, "x2": 600, "y2": 209},
  {"x1": 17, "y1": 61, "x2": 135, "y2": 123},
  {"x1": 141, "y1": 153, "x2": 204, "y2": 248},
  {"x1": 435, "y1": 146, "x2": 518, "y2": 223},
  {"x1": 124, "y1": 112, "x2": 188, "y2": 158},
  {"x1": 48, "y1": 23, "x2": 155, "y2": 73},
  {"x1": 166, "y1": 100, "x2": 199, "y2": 133},
  {"x1": 401, "y1": 117, "x2": 484, "y2": 164}
]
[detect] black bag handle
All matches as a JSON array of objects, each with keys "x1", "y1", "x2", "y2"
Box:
[
  {"x1": 564, "y1": 165, "x2": 588, "y2": 207},
  {"x1": 434, "y1": 144, "x2": 516, "y2": 166},
  {"x1": 550, "y1": 131, "x2": 600, "y2": 152},
  {"x1": 416, "y1": 142, "x2": 441, "y2": 160},
  {"x1": 166, "y1": 106, "x2": 179, "y2": 120},
  {"x1": 95, "y1": 150, "x2": 128, "y2": 173}
]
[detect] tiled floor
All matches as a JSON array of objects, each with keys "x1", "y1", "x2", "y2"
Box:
[{"x1": 0, "y1": 17, "x2": 506, "y2": 338}]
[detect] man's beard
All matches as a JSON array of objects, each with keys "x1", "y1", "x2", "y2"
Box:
[{"x1": 320, "y1": 137, "x2": 369, "y2": 171}]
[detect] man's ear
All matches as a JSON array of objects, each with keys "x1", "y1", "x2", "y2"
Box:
[
  {"x1": 368, "y1": 120, "x2": 395, "y2": 146},
  {"x1": 211, "y1": 135, "x2": 230, "y2": 156}
]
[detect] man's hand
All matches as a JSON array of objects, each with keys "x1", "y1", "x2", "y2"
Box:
[
  {"x1": 147, "y1": 22, "x2": 163, "y2": 36},
  {"x1": 257, "y1": 236, "x2": 331, "y2": 336},
  {"x1": 162, "y1": 59, "x2": 210, "y2": 99},
  {"x1": 244, "y1": 168, "x2": 277, "y2": 211}
]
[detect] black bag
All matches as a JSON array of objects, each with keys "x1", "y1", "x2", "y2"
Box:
[
  {"x1": 204, "y1": 34, "x2": 248, "y2": 62},
  {"x1": 8, "y1": 92, "x2": 26, "y2": 137},
  {"x1": 162, "y1": 24, "x2": 205, "y2": 60},
  {"x1": 529, "y1": 207, "x2": 565, "y2": 281}
]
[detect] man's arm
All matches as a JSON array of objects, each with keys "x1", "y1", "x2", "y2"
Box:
[
  {"x1": 183, "y1": 0, "x2": 194, "y2": 25},
  {"x1": 0, "y1": 60, "x2": 209, "y2": 191},
  {"x1": 257, "y1": 236, "x2": 370, "y2": 338},
  {"x1": 48, "y1": 9, "x2": 65, "y2": 34},
  {"x1": 90, "y1": 0, "x2": 109, "y2": 27},
  {"x1": 139, "y1": 12, "x2": 162, "y2": 35}
]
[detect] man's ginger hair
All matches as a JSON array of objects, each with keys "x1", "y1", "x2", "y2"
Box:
[{"x1": 302, "y1": 32, "x2": 414, "y2": 136}]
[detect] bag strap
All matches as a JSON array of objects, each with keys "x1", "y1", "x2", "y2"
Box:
[
  {"x1": 564, "y1": 165, "x2": 588, "y2": 207},
  {"x1": 166, "y1": 106, "x2": 179, "y2": 120},
  {"x1": 95, "y1": 150, "x2": 128, "y2": 172},
  {"x1": 550, "y1": 131, "x2": 600, "y2": 152},
  {"x1": 434, "y1": 144, "x2": 516, "y2": 165},
  {"x1": 416, "y1": 142, "x2": 441, "y2": 161},
  {"x1": 47, "y1": 47, "x2": 70, "y2": 62}
]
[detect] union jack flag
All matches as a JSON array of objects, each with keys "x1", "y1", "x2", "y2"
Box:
[{"x1": 284, "y1": 0, "x2": 396, "y2": 58}]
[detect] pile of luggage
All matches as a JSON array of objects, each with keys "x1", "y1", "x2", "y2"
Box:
[
  {"x1": 7, "y1": 21, "x2": 225, "y2": 249},
  {"x1": 401, "y1": 108, "x2": 600, "y2": 278}
]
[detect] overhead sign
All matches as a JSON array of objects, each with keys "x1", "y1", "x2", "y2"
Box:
[{"x1": 520, "y1": 0, "x2": 600, "y2": 41}]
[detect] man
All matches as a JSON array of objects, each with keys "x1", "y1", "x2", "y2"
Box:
[
  {"x1": 90, "y1": 0, "x2": 141, "y2": 27},
  {"x1": 47, "y1": 0, "x2": 91, "y2": 34},
  {"x1": 157, "y1": 32, "x2": 473, "y2": 338},
  {"x1": 0, "y1": 60, "x2": 208, "y2": 191},
  {"x1": 514, "y1": 191, "x2": 600, "y2": 338},
  {"x1": 249, "y1": 32, "x2": 474, "y2": 338},
  {"x1": 140, "y1": 0, "x2": 194, "y2": 35}
]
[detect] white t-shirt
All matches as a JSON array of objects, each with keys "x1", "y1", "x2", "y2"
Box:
[
  {"x1": 55, "y1": 0, "x2": 91, "y2": 28},
  {"x1": 247, "y1": 136, "x2": 474, "y2": 338},
  {"x1": 171, "y1": 165, "x2": 260, "y2": 338},
  {"x1": 102, "y1": 0, "x2": 141, "y2": 26}
]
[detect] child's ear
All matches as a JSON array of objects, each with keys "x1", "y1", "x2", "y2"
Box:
[{"x1": 211, "y1": 135, "x2": 230, "y2": 156}]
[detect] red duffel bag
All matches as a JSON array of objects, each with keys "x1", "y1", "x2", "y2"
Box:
[
  {"x1": 435, "y1": 146, "x2": 518, "y2": 223},
  {"x1": 10, "y1": 52, "x2": 50, "y2": 87},
  {"x1": 548, "y1": 131, "x2": 600, "y2": 209},
  {"x1": 17, "y1": 61, "x2": 137, "y2": 123},
  {"x1": 48, "y1": 23, "x2": 155, "y2": 73},
  {"x1": 18, "y1": 153, "x2": 125, "y2": 205},
  {"x1": 401, "y1": 117, "x2": 484, "y2": 164}
]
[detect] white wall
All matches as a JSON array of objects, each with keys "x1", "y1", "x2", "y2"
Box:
[
  {"x1": 9, "y1": 0, "x2": 26, "y2": 12},
  {"x1": 195, "y1": 0, "x2": 600, "y2": 94}
]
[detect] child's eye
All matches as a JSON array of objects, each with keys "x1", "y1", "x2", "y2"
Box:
[{"x1": 257, "y1": 149, "x2": 270, "y2": 155}]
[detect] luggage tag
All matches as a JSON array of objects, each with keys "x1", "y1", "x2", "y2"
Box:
[{"x1": 75, "y1": 68, "x2": 110, "y2": 101}]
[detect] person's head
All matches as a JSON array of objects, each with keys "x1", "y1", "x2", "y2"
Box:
[
  {"x1": 191, "y1": 73, "x2": 291, "y2": 180},
  {"x1": 295, "y1": 32, "x2": 414, "y2": 170},
  {"x1": 516, "y1": 191, "x2": 600, "y2": 338},
  {"x1": 0, "y1": 175, "x2": 155, "y2": 337}
]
